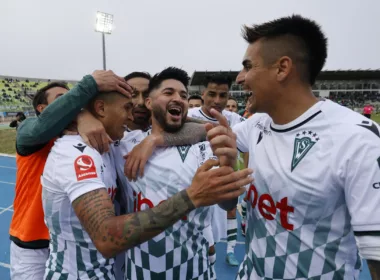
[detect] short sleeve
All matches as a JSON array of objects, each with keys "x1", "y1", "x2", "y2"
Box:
[
  {"x1": 230, "y1": 112, "x2": 246, "y2": 127},
  {"x1": 232, "y1": 120, "x2": 251, "y2": 153},
  {"x1": 339, "y1": 128, "x2": 380, "y2": 232},
  {"x1": 58, "y1": 149, "x2": 106, "y2": 203}
]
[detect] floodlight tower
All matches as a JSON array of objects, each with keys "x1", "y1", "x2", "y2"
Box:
[{"x1": 95, "y1": 11, "x2": 114, "y2": 70}]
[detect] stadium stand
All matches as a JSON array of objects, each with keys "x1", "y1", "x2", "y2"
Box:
[
  {"x1": 0, "y1": 76, "x2": 76, "y2": 122},
  {"x1": 189, "y1": 70, "x2": 380, "y2": 112}
]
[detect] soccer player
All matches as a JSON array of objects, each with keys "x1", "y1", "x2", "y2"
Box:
[
  {"x1": 119, "y1": 67, "x2": 251, "y2": 279},
  {"x1": 226, "y1": 97, "x2": 239, "y2": 113},
  {"x1": 9, "y1": 71, "x2": 131, "y2": 280},
  {"x1": 125, "y1": 72, "x2": 152, "y2": 132},
  {"x1": 188, "y1": 95, "x2": 203, "y2": 108},
  {"x1": 187, "y1": 74, "x2": 246, "y2": 268},
  {"x1": 41, "y1": 82, "x2": 253, "y2": 279},
  {"x1": 207, "y1": 15, "x2": 380, "y2": 279}
]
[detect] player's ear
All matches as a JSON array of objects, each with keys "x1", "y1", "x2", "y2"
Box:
[
  {"x1": 145, "y1": 97, "x2": 152, "y2": 111},
  {"x1": 92, "y1": 99, "x2": 106, "y2": 118},
  {"x1": 37, "y1": 104, "x2": 47, "y2": 114}
]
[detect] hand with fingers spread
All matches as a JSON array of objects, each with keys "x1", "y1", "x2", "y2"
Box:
[
  {"x1": 77, "y1": 110, "x2": 112, "y2": 154},
  {"x1": 187, "y1": 159, "x2": 253, "y2": 208},
  {"x1": 124, "y1": 134, "x2": 158, "y2": 181},
  {"x1": 205, "y1": 108, "x2": 238, "y2": 168},
  {"x1": 91, "y1": 70, "x2": 133, "y2": 98}
]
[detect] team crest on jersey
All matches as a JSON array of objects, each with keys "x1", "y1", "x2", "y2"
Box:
[
  {"x1": 177, "y1": 145, "x2": 191, "y2": 162},
  {"x1": 74, "y1": 155, "x2": 98, "y2": 181},
  {"x1": 291, "y1": 131, "x2": 319, "y2": 172}
]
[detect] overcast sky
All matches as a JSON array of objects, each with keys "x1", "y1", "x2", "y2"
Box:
[{"x1": 0, "y1": 0, "x2": 379, "y2": 81}]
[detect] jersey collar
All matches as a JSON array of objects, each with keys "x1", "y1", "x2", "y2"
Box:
[{"x1": 270, "y1": 100, "x2": 324, "y2": 133}]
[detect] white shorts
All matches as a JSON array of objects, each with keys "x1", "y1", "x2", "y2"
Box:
[
  {"x1": 210, "y1": 205, "x2": 227, "y2": 243},
  {"x1": 10, "y1": 241, "x2": 49, "y2": 280}
]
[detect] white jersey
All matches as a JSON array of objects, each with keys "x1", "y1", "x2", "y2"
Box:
[
  {"x1": 42, "y1": 135, "x2": 117, "y2": 280},
  {"x1": 234, "y1": 100, "x2": 380, "y2": 279},
  {"x1": 188, "y1": 107, "x2": 246, "y2": 243},
  {"x1": 114, "y1": 129, "x2": 215, "y2": 280},
  {"x1": 188, "y1": 107, "x2": 246, "y2": 127}
]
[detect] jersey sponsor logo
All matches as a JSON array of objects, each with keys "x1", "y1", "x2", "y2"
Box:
[
  {"x1": 291, "y1": 131, "x2": 319, "y2": 172},
  {"x1": 73, "y1": 143, "x2": 86, "y2": 153},
  {"x1": 246, "y1": 183, "x2": 294, "y2": 230},
  {"x1": 133, "y1": 191, "x2": 187, "y2": 220},
  {"x1": 177, "y1": 145, "x2": 191, "y2": 162},
  {"x1": 74, "y1": 155, "x2": 98, "y2": 181},
  {"x1": 255, "y1": 122, "x2": 271, "y2": 135}
]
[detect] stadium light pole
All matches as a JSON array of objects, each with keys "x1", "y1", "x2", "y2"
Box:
[{"x1": 95, "y1": 11, "x2": 114, "y2": 70}]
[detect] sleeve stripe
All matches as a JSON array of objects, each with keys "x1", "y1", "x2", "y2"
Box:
[{"x1": 354, "y1": 231, "x2": 380, "y2": 236}]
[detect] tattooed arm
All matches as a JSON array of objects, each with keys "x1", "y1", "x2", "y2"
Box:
[
  {"x1": 74, "y1": 159, "x2": 252, "y2": 258},
  {"x1": 72, "y1": 188, "x2": 194, "y2": 259}
]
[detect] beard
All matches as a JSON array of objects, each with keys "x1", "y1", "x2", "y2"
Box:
[{"x1": 151, "y1": 104, "x2": 186, "y2": 133}]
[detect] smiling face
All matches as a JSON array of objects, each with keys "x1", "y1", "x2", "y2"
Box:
[
  {"x1": 146, "y1": 79, "x2": 188, "y2": 133},
  {"x1": 236, "y1": 40, "x2": 278, "y2": 114},
  {"x1": 91, "y1": 92, "x2": 133, "y2": 141}
]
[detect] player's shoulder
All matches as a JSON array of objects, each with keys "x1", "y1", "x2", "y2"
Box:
[
  {"x1": 222, "y1": 110, "x2": 246, "y2": 122},
  {"x1": 321, "y1": 100, "x2": 380, "y2": 140},
  {"x1": 233, "y1": 112, "x2": 271, "y2": 130},
  {"x1": 52, "y1": 135, "x2": 102, "y2": 163},
  {"x1": 188, "y1": 107, "x2": 201, "y2": 114},
  {"x1": 120, "y1": 128, "x2": 149, "y2": 145}
]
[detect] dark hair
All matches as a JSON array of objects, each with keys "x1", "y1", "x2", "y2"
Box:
[
  {"x1": 204, "y1": 74, "x2": 232, "y2": 88},
  {"x1": 124, "y1": 72, "x2": 151, "y2": 82},
  {"x1": 242, "y1": 14, "x2": 327, "y2": 85},
  {"x1": 16, "y1": 112, "x2": 26, "y2": 121},
  {"x1": 33, "y1": 82, "x2": 69, "y2": 115},
  {"x1": 188, "y1": 95, "x2": 203, "y2": 102},
  {"x1": 148, "y1": 67, "x2": 190, "y2": 94}
]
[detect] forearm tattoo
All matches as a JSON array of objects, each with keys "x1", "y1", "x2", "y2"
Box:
[
  {"x1": 162, "y1": 122, "x2": 207, "y2": 146},
  {"x1": 74, "y1": 188, "x2": 195, "y2": 257}
]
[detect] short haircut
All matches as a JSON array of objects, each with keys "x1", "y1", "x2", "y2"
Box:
[
  {"x1": 204, "y1": 74, "x2": 232, "y2": 88},
  {"x1": 242, "y1": 14, "x2": 327, "y2": 85},
  {"x1": 188, "y1": 95, "x2": 203, "y2": 102},
  {"x1": 124, "y1": 72, "x2": 151, "y2": 82},
  {"x1": 148, "y1": 67, "x2": 190, "y2": 94},
  {"x1": 33, "y1": 82, "x2": 69, "y2": 115},
  {"x1": 87, "y1": 91, "x2": 127, "y2": 115}
]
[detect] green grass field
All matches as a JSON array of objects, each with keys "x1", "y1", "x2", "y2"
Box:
[{"x1": 0, "y1": 128, "x2": 16, "y2": 155}]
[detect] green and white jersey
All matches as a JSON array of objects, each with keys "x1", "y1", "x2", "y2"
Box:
[
  {"x1": 234, "y1": 100, "x2": 380, "y2": 279},
  {"x1": 116, "y1": 129, "x2": 215, "y2": 280},
  {"x1": 42, "y1": 135, "x2": 117, "y2": 280}
]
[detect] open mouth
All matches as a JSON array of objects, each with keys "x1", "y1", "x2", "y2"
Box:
[
  {"x1": 167, "y1": 105, "x2": 183, "y2": 121},
  {"x1": 168, "y1": 106, "x2": 182, "y2": 116}
]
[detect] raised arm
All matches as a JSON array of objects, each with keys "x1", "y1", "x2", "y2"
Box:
[
  {"x1": 17, "y1": 71, "x2": 131, "y2": 155},
  {"x1": 74, "y1": 159, "x2": 252, "y2": 258}
]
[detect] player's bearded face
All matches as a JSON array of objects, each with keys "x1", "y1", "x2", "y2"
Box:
[
  {"x1": 151, "y1": 100, "x2": 187, "y2": 133},
  {"x1": 149, "y1": 80, "x2": 188, "y2": 133}
]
